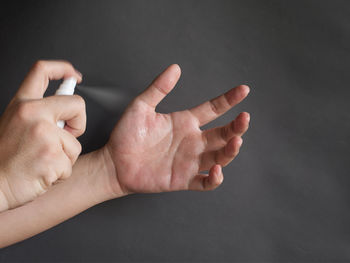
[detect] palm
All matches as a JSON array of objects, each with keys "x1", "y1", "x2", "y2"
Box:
[
  {"x1": 109, "y1": 102, "x2": 204, "y2": 193},
  {"x1": 106, "y1": 65, "x2": 250, "y2": 194}
]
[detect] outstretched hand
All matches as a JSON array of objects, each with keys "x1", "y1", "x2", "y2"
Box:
[{"x1": 104, "y1": 64, "x2": 250, "y2": 196}]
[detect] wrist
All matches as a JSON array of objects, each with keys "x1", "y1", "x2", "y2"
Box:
[
  {"x1": 98, "y1": 145, "x2": 127, "y2": 199},
  {"x1": 76, "y1": 146, "x2": 126, "y2": 203}
]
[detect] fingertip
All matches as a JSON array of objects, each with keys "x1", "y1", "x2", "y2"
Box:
[
  {"x1": 63, "y1": 68, "x2": 82, "y2": 84},
  {"x1": 239, "y1": 112, "x2": 250, "y2": 123},
  {"x1": 74, "y1": 69, "x2": 83, "y2": 83},
  {"x1": 75, "y1": 69, "x2": 82, "y2": 77},
  {"x1": 236, "y1": 136, "x2": 243, "y2": 147},
  {"x1": 207, "y1": 164, "x2": 224, "y2": 189},
  {"x1": 214, "y1": 164, "x2": 224, "y2": 185},
  {"x1": 171, "y1": 63, "x2": 181, "y2": 71},
  {"x1": 169, "y1": 64, "x2": 181, "y2": 78},
  {"x1": 224, "y1": 85, "x2": 249, "y2": 105},
  {"x1": 239, "y1": 85, "x2": 250, "y2": 95},
  {"x1": 70, "y1": 69, "x2": 82, "y2": 83},
  {"x1": 230, "y1": 85, "x2": 249, "y2": 101},
  {"x1": 232, "y1": 136, "x2": 242, "y2": 146},
  {"x1": 244, "y1": 112, "x2": 250, "y2": 122},
  {"x1": 74, "y1": 77, "x2": 82, "y2": 84}
]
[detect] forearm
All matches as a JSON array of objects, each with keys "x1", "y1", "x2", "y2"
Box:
[
  {"x1": 0, "y1": 148, "x2": 116, "y2": 248},
  {"x1": 0, "y1": 175, "x2": 10, "y2": 212}
]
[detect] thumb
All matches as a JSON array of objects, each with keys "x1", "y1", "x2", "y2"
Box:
[{"x1": 137, "y1": 64, "x2": 181, "y2": 108}]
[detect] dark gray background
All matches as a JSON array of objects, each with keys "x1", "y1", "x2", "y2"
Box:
[{"x1": 1, "y1": 0, "x2": 349, "y2": 262}]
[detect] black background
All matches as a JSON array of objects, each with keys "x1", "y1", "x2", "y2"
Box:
[{"x1": 1, "y1": 0, "x2": 350, "y2": 262}]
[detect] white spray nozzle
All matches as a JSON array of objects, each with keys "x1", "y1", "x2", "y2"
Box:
[
  {"x1": 55, "y1": 77, "x2": 77, "y2": 128},
  {"x1": 55, "y1": 77, "x2": 77, "y2": 96}
]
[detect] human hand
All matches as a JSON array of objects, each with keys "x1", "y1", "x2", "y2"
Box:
[
  {"x1": 0, "y1": 60, "x2": 86, "y2": 211},
  {"x1": 102, "y1": 64, "x2": 250, "y2": 197}
]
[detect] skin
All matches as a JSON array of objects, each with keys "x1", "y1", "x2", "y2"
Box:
[
  {"x1": 105, "y1": 64, "x2": 250, "y2": 195},
  {"x1": 0, "y1": 61, "x2": 250, "y2": 248},
  {"x1": 0, "y1": 61, "x2": 85, "y2": 211}
]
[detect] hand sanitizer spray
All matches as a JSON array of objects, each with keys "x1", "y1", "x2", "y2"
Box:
[{"x1": 55, "y1": 77, "x2": 77, "y2": 128}]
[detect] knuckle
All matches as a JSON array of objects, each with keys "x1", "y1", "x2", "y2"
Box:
[
  {"x1": 61, "y1": 163, "x2": 72, "y2": 179},
  {"x1": 58, "y1": 59, "x2": 73, "y2": 68},
  {"x1": 210, "y1": 96, "x2": 230, "y2": 115},
  {"x1": 209, "y1": 100, "x2": 221, "y2": 115},
  {"x1": 32, "y1": 60, "x2": 47, "y2": 73},
  {"x1": 220, "y1": 126, "x2": 228, "y2": 141},
  {"x1": 151, "y1": 82, "x2": 168, "y2": 96},
  {"x1": 73, "y1": 141, "x2": 82, "y2": 159},
  {"x1": 36, "y1": 167, "x2": 58, "y2": 192},
  {"x1": 76, "y1": 142, "x2": 82, "y2": 155},
  {"x1": 72, "y1": 95, "x2": 86, "y2": 110},
  {"x1": 78, "y1": 125, "x2": 86, "y2": 137},
  {"x1": 222, "y1": 93, "x2": 231, "y2": 106},
  {"x1": 16, "y1": 100, "x2": 40, "y2": 121},
  {"x1": 39, "y1": 144, "x2": 59, "y2": 160},
  {"x1": 57, "y1": 60, "x2": 75, "y2": 74},
  {"x1": 63, "y1": 137, "x2": 82, "y2": 164},
  {"x1": 35, "y1": 130, "x2": 60, "y2": 160},
  {"x1": 41, "y1": 170, "x2": 58, "y2": 189},
  {"x1": 74, "y1": 124, "x2": 86, "y2": 138},
  {"x1": 31, "y1": 121, "x2": 50, "y2": 140}
]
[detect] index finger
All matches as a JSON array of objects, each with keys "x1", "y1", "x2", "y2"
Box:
[
  {"x1": 189, "y1": 85, "x2": 250, "y2": 127},
  {"x1": 15, "y1": 60, "x2": 82, "y2": 100},
  {"x1": 43, "y1": 95, "x2": 86, "y2": 137}
]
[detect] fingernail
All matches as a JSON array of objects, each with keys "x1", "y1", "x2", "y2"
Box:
[{"x1": 244, "y1": 85, "x2": 250, "y2": 95}]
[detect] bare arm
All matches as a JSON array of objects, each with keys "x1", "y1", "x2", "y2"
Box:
[
  {"x1": 0, "y1": 148, "x2": 115, "y2": 248},
  {"x1": 0, "y1": 64, "x2": 250, "y2": 248},
  {"x1": 0, "y1": 60, "x2": 84, "y2": 211}
]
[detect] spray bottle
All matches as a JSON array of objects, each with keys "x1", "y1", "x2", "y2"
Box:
[{"x1": 55, "y1": 77, "x2": 77, "y2": 128}]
